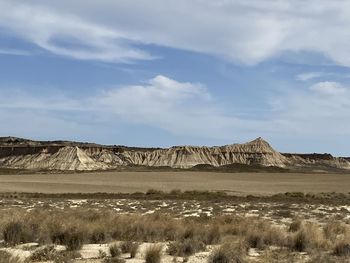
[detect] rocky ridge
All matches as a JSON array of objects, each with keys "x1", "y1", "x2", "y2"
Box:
[{"x1": 0, "y1": 136, "x2": 349, "y2": 171}]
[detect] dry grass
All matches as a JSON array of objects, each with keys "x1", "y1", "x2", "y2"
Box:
[
  {"x1": 208, "y1": 241, "x2": 247, "y2": 263},
  {"x1": 323, "y1": 219, "x2": 348, "y2": 242},
  {"x1": 333, "y1": 239, "x2": 350, "y2": 256},
  {"x1": 307, "y1": 253, "x2": 349, "y2": 263},
  {"x1": 288, "y1": 218, "x2": 303, "y2": 232},
  {"x1": 0, "y1": 251, "x2": 22, "y2": 263},
  {"x1": 244, "y1": 222, "x2": 285, "y2": 249},
  {"x1": 288, "y1": 222, "x2": 326, "y2": 252},
  {"x1": 144, "y1": 244, "x2": 163, "y2": 263},
  {"x1": 2, "y1": 221, "x2": 34, "y2": 246},
  {"x1": 1, "y1": 208, "x2": 350, "y2": 262},
  {"x1": 109, "y1": 243, "x2": 122, "y2": 258},
  {"x1": 28, "y1": 245, "x2": 81, "y2": 262},
  {"x1": 103, "y1": 257, "x2": 126, "y2": 263},
  {"x1": 167, "y1": 237, "x2": 206, "y2": 257},
  {"x1": 119, "y1": 241, "x2": 140, "y2": 258}
]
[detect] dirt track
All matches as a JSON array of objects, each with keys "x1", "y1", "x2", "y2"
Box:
[{"x1": 0, "y1": 171, "x2": 349, "y2": 195}]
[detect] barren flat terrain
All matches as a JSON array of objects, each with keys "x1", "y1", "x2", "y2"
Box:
[{"x1": 0, "y1": 171, "x2": 349, "y2": 195}]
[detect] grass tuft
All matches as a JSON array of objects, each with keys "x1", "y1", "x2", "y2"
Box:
[
  {"x1": 119, "y1": 241, "x2": 140, "y2": 258},
  {"x1": 145, "y1": 244, "x2": 163, "y2": 263},
  {"x1": 208, "y1": 242, "x2": 246, "y2": 263},
  {"x1": 333, "y1": 240, "x2": 350, "y2": 256},
  {"x1": 0, "y1": 251, "x2": 22, "y2": 263},
  {"x1": 109, "y1": 243, "x2": 122, "y2": 258}
]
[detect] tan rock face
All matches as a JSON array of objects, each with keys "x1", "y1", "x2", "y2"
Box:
[
  {"x1": 0, "y1": 146, "x2": 108, "y2": 170},
  {"x1": 0, "y1": 137, "x2": 349, "y2": 171},
  {"x1": 121, "y1": 137, "x2": 288, "y2": 168}
]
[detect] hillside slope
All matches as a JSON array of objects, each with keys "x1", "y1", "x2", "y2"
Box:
[{"x1": 0, "y1": 136, "x2": 349, "y2": 171}]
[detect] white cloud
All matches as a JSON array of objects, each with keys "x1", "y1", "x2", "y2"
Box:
[
  {"x1": 296, "y1": 72, "x2": 323, "y2": 81},
  {"x1": 1, "y1": 76, "x2": 350, "y2": 153},
  {"x1": 269, "y1": 81, "x2": 350, "y2": 139},
  {"x1": 0, "y1": 48, "x2": 31, "y2": 56},
  {"x1": 93, "y1": 75, "x2": 240, "y2": 137},
  {"x1": 0, "y1": 1, "x2": 151, "y2": 62},
  {"x1": 2, "y1": 0, "x2": 350, "y2": 65},
  {"x1": 310, "y1": 81, "x2": 347, "y2": 95},
  {"x1": 0, "y1": 76, "x2": 266, "y2": 140}
]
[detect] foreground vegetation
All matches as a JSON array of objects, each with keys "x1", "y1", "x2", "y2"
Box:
[{"x1": 0, "y1": 208, "x2": 349, "y2": 262}]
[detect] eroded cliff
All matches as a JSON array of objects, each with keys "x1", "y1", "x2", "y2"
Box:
[{"x1": 0, "y1": 136, "x2": 348, "y2": 171}]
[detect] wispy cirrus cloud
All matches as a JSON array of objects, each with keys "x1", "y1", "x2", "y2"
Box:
[
  {"x1": 310, "y1": 81, "x2": 347, "y2": 95},
  {"x1": 296, "y1": 72, "x2": 324, "y2": 81},
  {"x1": 0, "y1": 1, "x2": 152, "y2": 62},
  {"x1": 0, "y1": 48, "x2": 31, "y2": 56},
  {"x1": 2, "y1": 0, "x2": 350, "y2": 66}
]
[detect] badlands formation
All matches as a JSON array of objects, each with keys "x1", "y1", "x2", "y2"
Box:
[{"x1": 0, "y1": 136, "x2": 349, "y2": 171}]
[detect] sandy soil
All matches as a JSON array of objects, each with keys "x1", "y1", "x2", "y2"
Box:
[
  {"x1": 0, "y1": 171, "x2": 349, "y2": 195},
  {"x1": 0, "y1": 242, "x2": 270, "y2": 263}
]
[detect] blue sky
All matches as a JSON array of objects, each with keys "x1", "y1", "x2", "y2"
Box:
[{"x1": 1, "y1": 0, "x2": 350, "y2": 155}]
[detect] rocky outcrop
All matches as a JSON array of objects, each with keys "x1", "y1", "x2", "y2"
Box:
[
  {"x1": 120, "y1": 137, "x2": 288, "y2": 168},
  {"x1": 0, "y1": 136, "x2": 349, "y2": 171},
  {"x1": 0, "y1": 146, "x2": 108, "y2": 170},
  {"x1": 282, "y1": 153, "x2": 350, "y2": 170}
]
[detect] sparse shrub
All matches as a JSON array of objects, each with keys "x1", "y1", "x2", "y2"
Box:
[
  {"x1": 170, "y1": 189, "x2": 182, "y2": 195},
  {"x1": 333, "y1": 240, "x2": 350, "y2": 256},
  {"x1": 307, "y1": 253, "x2": 347, "y2": 263},
  {"x1": 63, "y1": 228, "x2": 85, "y2": 251},
  {"x1": 146, "y1": 189, "x2": 164, "y2": 195},
  {"x1": 285, "y1": 192, "x2": 304, "y2": 198},
  {"x1": 119, "y1": 241, "x2": 140, "y2": 258},
  {"x1": 145, "y1": 244, "x2": 163, "y2": 263},
  {"x1": 119, "y1": 241, "x2": 132, "y2": 253},
  {"x1": 99, "y1": 249, "x2": 107, "y2": 259},
  {"x1": 29, "y1": 245, "x2": 58, "y2": 261},
  {"x1": 323, "y1": 220, "x2": 347, "y2": 241},
  {"x1": 109, "y1": 243, "x2": 122, "y2": 258},
  {"x1": 259, "y1": 248, "x2": 298, "y2": 263},
  {"x1": 205, "y1": 225, "x2": 221, "y2": 244},
  {"x1": 49, "y1": 222, "x2": 66, "y2": 245},
  {"x1": 208, "y1": 242, "x2": 246, "y2": 263},
  {"x1": 103, "y1": 258, "x2": 126, "y2": 263},
  {"x1": 90, "y1": 228, "x2": 106, "y2": 243},
  {"x1": 245, "y1": 231, "x2": 265, "y2": 249},
  {"x1": 3, "y1": 221, "x2": 30, "y2": 246},
  {"x1": 291, "y1": 230, "x2": 307, "y2": 252},
  {"x1": 167, "y1": 238, "x2": 205, "y2": 257},
  {"x1": 244, "y1": 224, "x2": 285, "y2": 249},
  {"x1": 130, "y1": 242, "x2": 140, "y2": 258},
  {"x1": 289, "y1": 219, "x2": 303, "y2": 232},
  {"x1": 288, "y1": 223, "x2": 325, "y2": 252},
  {"x1": 0, "y1": 251, "x2": 22, "y2": 263}
]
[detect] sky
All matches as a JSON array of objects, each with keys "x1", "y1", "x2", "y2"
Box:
[{"x1": 1, "y1": 0, "x2": 350, "y2": 155}]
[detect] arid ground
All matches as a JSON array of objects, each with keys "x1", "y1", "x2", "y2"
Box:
[
  {"x1": 0, "y1": 171, "x2": 350, "y2": 195},
  {"x1": 1, "y1": 171, "x2": 350, "y2": 262}
]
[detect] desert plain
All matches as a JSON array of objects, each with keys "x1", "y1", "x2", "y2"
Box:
[{"x1": 0, "y1": 170, "x2": 350, "y2": 263}]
